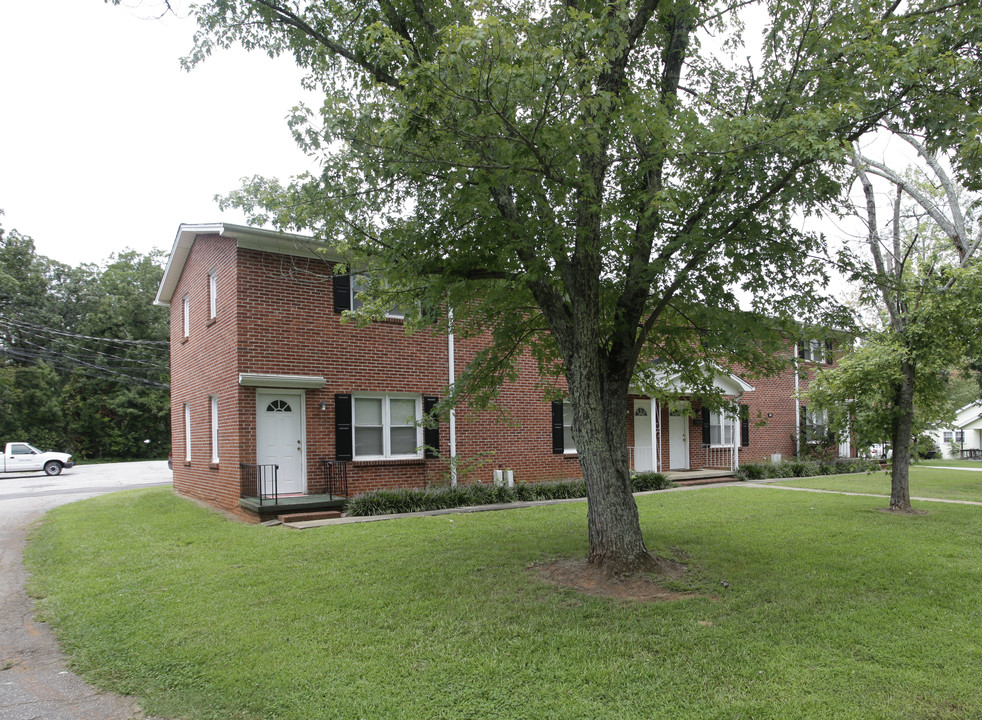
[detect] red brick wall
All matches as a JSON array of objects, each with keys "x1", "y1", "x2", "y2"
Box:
[
  {"x1": 623, "y1": 349, "x2": 839, "y2": 472},
  {"x1": 171, "y1": 239, "x2": 583, "y2": 518},
  {"x1": 169, "y1": 235, "x2": 243, "y2": 515},
  {"x1": 169, "y1": 235, "x2": 839, "y2": 518}
]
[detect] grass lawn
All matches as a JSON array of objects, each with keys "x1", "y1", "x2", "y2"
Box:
[
  {"x1": 25, "y1": 485, "x2": 982, "y2": 720},
  {"x1": 772, "y1": 466, "x2": 982, "y2": 503}
]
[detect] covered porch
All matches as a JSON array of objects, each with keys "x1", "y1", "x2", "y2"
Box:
[{"x1": 627, "y1": 365, "x2": 754, "y2": 474}]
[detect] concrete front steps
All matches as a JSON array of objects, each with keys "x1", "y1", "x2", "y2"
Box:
[{"x1": 665, "y1": 469, "x2": 736, "y2": 486}]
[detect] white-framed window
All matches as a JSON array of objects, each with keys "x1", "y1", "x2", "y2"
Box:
[
  {"x1": 183, "y1": 403, "x2": 191, "y2": 462},
  {"x1": 708, "y1": 411, "x2": 736, "y2": 447},
  {"x1": 182, "y1": 295, "x2": 190, "y2": 338},
  {"x1": 210, "y1": 395, "x2": 219, "y2": 463},
  {"x1": 943, "y1": 431, "x2": 954, "y2": 443},
  {"x1": 208, "y1": 269, "x2": 217, "y2": 320},
  {"x1": 800, "y1": 339, "x2": 825, "y2": 363},
  {"x1": 563, "y1": 401, "x2": 576, "y2": 453},
  {"x1": 352, "y1": 394, "x2": 421, "y2": 459},
  {"x1": 803, "y1": 408, "x2": 827, "y2": 443},
  {"x1": 351, "y1": 275, "x2": 405, "y2": 319}
]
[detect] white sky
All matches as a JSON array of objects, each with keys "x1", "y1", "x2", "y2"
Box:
[{"x1": 0, "y1": 0, "x2": 313, "y2": 267}]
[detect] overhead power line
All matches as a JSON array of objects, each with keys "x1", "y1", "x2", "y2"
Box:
[{"x1": 1, "y1": 318, "x2": 171, "y2": 347}]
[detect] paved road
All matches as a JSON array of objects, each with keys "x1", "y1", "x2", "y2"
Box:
[{"x1": 0, "y1": 461, "x2": 172, "y2": 720}]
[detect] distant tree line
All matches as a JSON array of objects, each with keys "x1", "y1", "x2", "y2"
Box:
[{"x1": 0, "y1": 222, "x2": 170, "y2": 460}]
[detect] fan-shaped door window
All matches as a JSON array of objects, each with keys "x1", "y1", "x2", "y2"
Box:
[{"x1": 266, "y1": 400, "x2": 293, "y2": 413}]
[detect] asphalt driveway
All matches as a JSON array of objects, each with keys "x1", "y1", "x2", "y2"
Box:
[{"x1": 0, "y1": 461, "x2": 172, "y2": 720}]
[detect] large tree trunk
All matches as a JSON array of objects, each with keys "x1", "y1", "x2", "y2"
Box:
[
  {"x1": 565, "y1": 360, "x2": 654, "y2": 574},
  {"x1": 889, "y1": 358, "x2": 916, "y2": 511}
]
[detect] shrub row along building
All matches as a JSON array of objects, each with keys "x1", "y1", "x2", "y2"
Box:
[{"x1": 156, "y1": 223, "x2": 850, "y2": 521}]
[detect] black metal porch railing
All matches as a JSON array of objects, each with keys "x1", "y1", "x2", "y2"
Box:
[
  {"x1": 240, "y1": 462, "x2": 279, "y2": 506},
  {"x1": 960, "y1": 448, "x2": 981, "y2": 460},
  {"x1": 321, "y1": 459, "x2": 349, "y2": 498}
]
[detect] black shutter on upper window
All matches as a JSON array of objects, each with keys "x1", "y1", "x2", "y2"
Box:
[
  {"x1": 335, "y1": 393, "x2": 353, "y2": 461},
  {"x1": 798, "y1": 342, "x2": 806, "y2": 360},
  {"x1": 333, "y1": 274, "x2": 351, "y2": 313},
  {"x1": 701, "y1": 407, "x2": 711, "y2": 446},
  {"x1": 800, "y1": 405, "x2": 808, "y2": 444},
  {"x1": 423, "y1": 396, "x2": 439, "y2": 459},
  {"x1": 552, "y1": 401, "x2": 564, "y2": 454},
  {"x1": 825, "y1": 339, "x2": 834, "y2": 364},
  {"x1": 740, "y1": 404, "x2": 750, "y2": 447}
]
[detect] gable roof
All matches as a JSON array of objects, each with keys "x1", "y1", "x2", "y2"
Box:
[
  {"x1": 954, "y1": 400, "x2": 982, "y2": 429},
  {"x1": 632, "y1": 363, "x2": 755, "y2": 398},
  {"x1": 154, "y1": 223, "x2": 342, "y2": 307}
]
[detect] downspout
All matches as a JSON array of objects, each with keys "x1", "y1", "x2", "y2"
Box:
[
  {"x1": 653, "y1": 399, "x2": 660, "y2": 473},
  {"x1": 794, "y1": 344, "x2": 801, "y2": 458},
  {"x1": 448, "y1": 308, "x2": 458, "y2": 486}
]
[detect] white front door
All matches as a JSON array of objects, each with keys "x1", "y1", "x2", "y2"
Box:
[
  {"x1": 256, "y1": 391, "x2": 305, "y2": 495},
  {"x1": 838, "y1": 432, "x2": 851, "y2": 458},
  {"x1": 633, "y1": 400, "x2": 654, "y2": 472},
  {"x1": 669, "y1": 412, "x2": 689, "y2": 470}
]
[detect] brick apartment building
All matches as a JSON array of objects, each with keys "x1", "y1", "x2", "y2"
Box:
[{"x1": 155, "y1": 223, "x2": 848, "y2": 521}]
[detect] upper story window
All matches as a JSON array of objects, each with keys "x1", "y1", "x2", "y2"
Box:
[
  {"x1": 208, "y1": 269, "x2": 217, "y2": 321},
  {"x1": 800, "y1": 339, "x2": 833, "y2": 364},
  {"x1": 351, "y1": 275, "x2": 405, "y2": 319},
  {"x1": 182, "y1": 295, "x2": 190, "y2": 339},
  {"x1": 352, "y1": 394, "x2": 421, "y2": 459}
]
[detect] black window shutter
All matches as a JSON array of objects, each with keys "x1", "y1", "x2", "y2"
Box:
[
  {"x1": 825, "y1": 339, "x2": 834, "y2": 364},
  {"x1": 335, "y1": 393, "x2": 353, "y2": 461},
  {"x1": 551, "y1": 401, "x2": 564, "y2": 454},
  {"x1": 800, "y1": 405, "x2": 808, "y2": 443},
  {"x1": 740, "y1": 404, "x2": 750, "y2": 447},
  {"x1": 423, "y1": 396, "x2": 439, "y2": 459},
  {"x1": 798, "y1": 342, "x2": 806, "y2": 360},
  {"x1": 333, "y1": 274, "x2": 351, "y2": 313},
  {"x1": 701, "y1": 407, "x2": 711, "y2": 446}
]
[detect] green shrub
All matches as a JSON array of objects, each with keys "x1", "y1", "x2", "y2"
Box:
[
  {"x1": 734, "y1": 463, "x2": 768, "y2": 481},
  {"x1": 346, "y1": 474, "x2": 671, "y2": 517},
  {"x1": 733, "y1": 457, "x2": 880, "y2": 482},
  {"x1": 630, "y1": 471, "x2": 675, "y2": 491}
]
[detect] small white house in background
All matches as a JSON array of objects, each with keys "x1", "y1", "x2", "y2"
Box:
[{"x1": 930, "y1": 401, "x2": 982, "y2": 459}]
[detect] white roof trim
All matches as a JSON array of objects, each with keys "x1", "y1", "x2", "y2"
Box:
[
  {"x1": 239, "y1": 373, "x2": 326, "y2": 389},
  {"x1": 154, "y1": 222, "x2": 343, "y2": 307},
  {"x1": 632, "y1": 364, "x2": 755, "y2": 398}
]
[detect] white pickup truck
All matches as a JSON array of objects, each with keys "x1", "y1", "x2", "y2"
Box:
[{"x1": 2, "y1": 442, "x2": 74, "y2": 476}]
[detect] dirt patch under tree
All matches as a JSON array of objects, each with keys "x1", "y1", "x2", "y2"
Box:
[{"x1": 530, "y1": 555, "x2": 698, "y2": 602}]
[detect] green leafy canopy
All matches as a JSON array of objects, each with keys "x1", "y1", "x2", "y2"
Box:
[{"x1": 182, "y1": 0, "x2": 982, "y2": 403}]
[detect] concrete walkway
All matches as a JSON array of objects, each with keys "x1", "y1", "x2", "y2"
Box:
[
  {"x1": 0, "y1": 461, "x2": 172, "y2": 720},
  {"x1": 740, "y1": 481, "x2": 982, "y2": 506}
]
